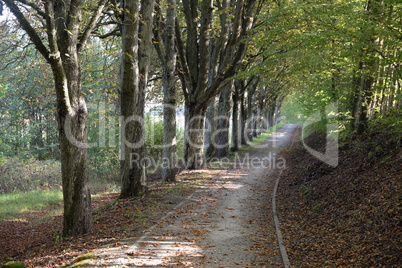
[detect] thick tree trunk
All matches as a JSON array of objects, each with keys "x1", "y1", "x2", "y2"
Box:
[
  {"x1": 50, "y1": 1, "x2": 93, "y2": 237},
  {"x1": 162, "y1": 102, "x2": 177, "y2": 181},
  {"x1": 119, "y1": 0, "x2": 155, "y2": 197},
  {"x1": 184, "y1": 105, "x2": 206, "y2": 169},
  {"x1": 119, "y1": 0, "x2": 145, "y2": 198},
  {"x1": 162, "y1": 0, "x2": 177, "y2": 181},
  {"x1": 50, "y1": 53, "x2": 93, "y2": 236},
  {"x1": 48, "y1": 27, "x2": 93, "y2": 237},
  {"x1": 59, "y1": 106, "x2": 92, "y2": 237}
]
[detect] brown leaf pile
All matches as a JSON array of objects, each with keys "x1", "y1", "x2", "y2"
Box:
[{"x1": 277, "y1": 127, "x2": 402, "y2": 267}]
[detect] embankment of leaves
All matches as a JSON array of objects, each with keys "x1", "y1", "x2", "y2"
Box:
[{"x1": 278, "y1": 116, "x2": 402, "y2": 267}]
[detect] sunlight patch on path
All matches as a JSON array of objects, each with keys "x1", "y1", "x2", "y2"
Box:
[
  {"x1": 90, "y1": 237, "x2": 203, "y2": 267},
  {"x1": 86, "y1": 172, "x2": 245, "y2": 267}
]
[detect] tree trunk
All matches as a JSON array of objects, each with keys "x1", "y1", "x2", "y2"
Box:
[
  {"x1": 247, "y1": 90, "x2": 254, "y2": 141},
  {"x1": 58, "y1": 101, "x2": 92, "y2": 237},
  {"x1": 204, "y1": 97, "x2": 217, "y2": 159},
  {"x1": 162, "y1": 0, "x2": 177, "y2": 181},
  {"x1": 252, "y1": 108, "x2": 258, "y2": 137},
  {"x1": 119, "y1": 0, "x2": 155, "y2": 198},
  {"x1": 184, "y1": 104, "x2": 206, "y2": 169},
  {"x1": 231, "y1": 81, "x2": 240, "y2": 151},
  {"x1": 351, "y1": 71, "x2": 362, "y2": 130},
  {"x1": 216, "y1": 83, "x2": 233, "y2": 157},
  {"x1": 357, "y1": 75, "x2": 374, "y2": 135},
  {"x1": 256, "y1": 108, "x2": 261, "y2": 135},
  {"x1": 245, "y1": 77, "x2": 259, "y2": 142},
  {"x1": 49, "y1": 1, "x2": 94, "y2": 237},
  {"x1": 49, "y1": 50, "x2": 93, "y2": 236},
  {"x1": 240, "y1": 82, "x2": 248, "y2": 145}
]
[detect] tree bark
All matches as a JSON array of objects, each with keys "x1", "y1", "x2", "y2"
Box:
[
  {"x1": 239, "y1": 81, "x2": 248, "y2": 145},
  {"x1": 119, "y1": 0, "x2": 155, "y2": 197},
  {"x1": 162, "y1": 0, "x2": 177, "y2": 181},
  {"x1": 231, "y1": 81, "x2": 240, "y2": 151},
  {"x1": 58, "y1": 99, "x2": 92, "y2": 237},
  {"x1": 215, "y1": 83, "x2": 233, "y2": 157},
  {"x1": 247, "y1": 87, "x2": 255, "y2": 141},
  {"x1": 184, "y1": 104, "x2": 206, "y2": 169},
  {"x1": 204, "y1": 97, "x2": 217, "y2": 159},
  {"x1": 351, "y1": 69, "x2": 362, "y2": 131}
]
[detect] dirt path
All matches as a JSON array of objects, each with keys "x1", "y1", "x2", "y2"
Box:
[{"x1": 86, "y1": 124, "x2": 299, "y2": 267}]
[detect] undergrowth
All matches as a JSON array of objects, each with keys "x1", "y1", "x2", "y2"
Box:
[
  {"x1": 0, "y1": 157, "x2": 61, "y2": 194},
  {"x1": 0, "y1": 157, "x2": 118, "y2": 220}
]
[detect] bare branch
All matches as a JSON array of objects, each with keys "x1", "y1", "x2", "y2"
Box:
[{"x1": 2, "y1": 0, "x2": 50, "y2": 62}]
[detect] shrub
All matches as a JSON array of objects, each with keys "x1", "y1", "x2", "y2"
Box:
[{"x1": 0, "y1": 157, "x2": 61, "y2": 194}]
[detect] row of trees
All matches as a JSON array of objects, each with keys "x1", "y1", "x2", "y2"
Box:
[
  {"x1": 0, "y1": 0, "x2": 270, "y2": 236},
  {"x1": 1, "y1": 0, "x2": 400, "y2": 237}
]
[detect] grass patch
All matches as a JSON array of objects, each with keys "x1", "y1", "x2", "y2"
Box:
[
  {"x1": 0, "y1": 186, "x2": 119, "y2": 221},
  {"x1": 1, "y1": 261, "x2": 24, "y2": 268},
  {"x1": 0, "y1": 190, "x2": 63, "y2": 220}
]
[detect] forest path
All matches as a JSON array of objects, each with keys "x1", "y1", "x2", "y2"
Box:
[{"x1": 86, "y1": 124, "x2": 299, "y2": 267}]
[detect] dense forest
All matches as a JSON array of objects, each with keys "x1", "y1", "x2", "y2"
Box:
[{"x1": 0, "y1": 0, "x2": 401, "y2": 266}]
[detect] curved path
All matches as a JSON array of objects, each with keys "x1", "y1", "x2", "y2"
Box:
[{"x1": 86, "y1": 124, "x2": 299, "y2": 267}]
